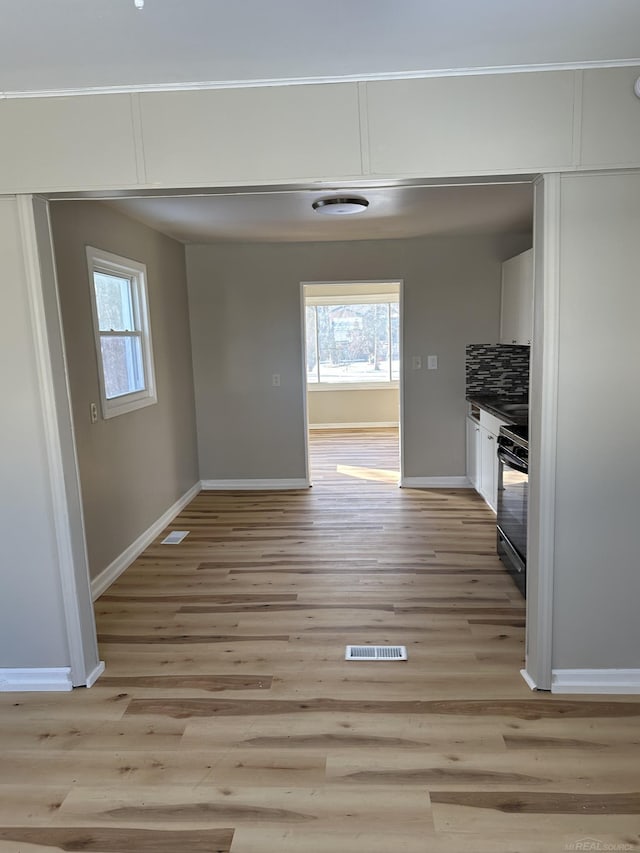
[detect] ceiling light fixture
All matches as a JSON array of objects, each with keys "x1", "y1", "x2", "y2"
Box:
[
  {"x1": 134, "y1": 0, "x2": 144, "y2": 9},
  {"x1": 312, "y1": 196, "x2": 369, "y2": 216}
]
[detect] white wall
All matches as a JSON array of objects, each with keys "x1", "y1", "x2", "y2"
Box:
[
  {"x1": 552, "y1": 171, "x2": 640, "y2": 669},
  {"x1": 186, "y1": 234, "x2": 530, "y2": 482}
]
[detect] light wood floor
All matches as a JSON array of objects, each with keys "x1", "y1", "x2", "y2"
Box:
[{"x1": 1, "y1": 428, "x2": 639, "y2": 852}]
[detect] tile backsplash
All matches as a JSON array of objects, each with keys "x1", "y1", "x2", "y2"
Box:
[{"x1": 466, "y1": 344, "x2": 530, "y2": 396}]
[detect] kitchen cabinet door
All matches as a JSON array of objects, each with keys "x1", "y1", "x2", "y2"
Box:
[
  {"x1": 479, "y1": 425, "x2": 498, "y2": 511},
  {"x1": 500, "y1": 248, "x2": 533, "y2": 345},
  {"x1": 466, "y1": 417, "x2": 480, "y2": 489}
]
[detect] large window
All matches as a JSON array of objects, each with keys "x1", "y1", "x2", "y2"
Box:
[
  {"x1": 305, "y1": 291, "x2": 400, "y2": 386},
  {"x1": 86, "y1": 246, "x2": 156, "y2": 418}
]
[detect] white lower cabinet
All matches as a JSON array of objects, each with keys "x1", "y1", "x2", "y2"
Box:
[
  {"x1": 466, "y1": 417, "x2": 480, "y2": 489},
  {"x1": 479, "y1": 426, "x2": 498, "y2": 510},
  {"x1": 467, "y1": 409, "x2": 507, "y2": 512}
]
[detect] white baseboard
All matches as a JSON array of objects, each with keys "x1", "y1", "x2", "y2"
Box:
[
  {"x1": 201, "y1": 478, "x2": 310, "y2": 490},
  {"x1": 90, "y1": 481, "x2": 201, "y2": 600},
  {"x1": 520, "y1": 668, "x2": 540, "y2": 690},
  {"x1": 401, "y1": 476, "x2": 473, "y2": 488},
  {"x1": 551, "y1": 668, "x2": 640, "y2": 694},
  {"x1": 85, "y1": 660, "x2": 106, "y2": 688},
  {"x1": 308, "y1": 421, "x2": 399, "y2": 430},
  {"x1": 0, "y1": 667, "x2": 73, "y2": 692}
]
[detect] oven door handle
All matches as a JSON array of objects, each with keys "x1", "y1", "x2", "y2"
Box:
[{"x1": 498, "y1": 447, "x2": 528, "y2": 474}]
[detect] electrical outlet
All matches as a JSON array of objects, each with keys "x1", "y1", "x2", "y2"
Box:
[
  {"x1": 272, "y1": 373, "x2": 281, "y2": 387},
  {"x1": 427, "y1": 355, "x2": 438, "y2": 370},
  {"x1": 412, "y1": 356, "x2": 422, "y2": 370},
  {"x1": 90, "y1": 402, "x2": 98, "y2": 423}
]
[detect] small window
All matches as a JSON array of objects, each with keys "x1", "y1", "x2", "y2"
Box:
[{"x1": 86, "y1": 246, "x2": 156, "y2": 419}]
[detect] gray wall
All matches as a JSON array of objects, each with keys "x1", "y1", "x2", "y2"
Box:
[
  {"x1": 50, "y1": 201, "x2": 199, "y2": 581},
  {"x1": 552, "y1": 171, "x2": 640, "y2": 669},
  {"x1": 0, "y1": 197, "x2": 70, "y2": 668},
  {"x1": 186, "y1": 234, "x2": 530, "y2": 481}
]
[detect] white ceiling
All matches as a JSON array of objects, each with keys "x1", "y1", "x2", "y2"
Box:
[
  {"x1": 2, "y1": 0, "x2": 639, "y2": 94},
  {"x1": 98, "y1": 182, "x2": 534, "y2": 244}
]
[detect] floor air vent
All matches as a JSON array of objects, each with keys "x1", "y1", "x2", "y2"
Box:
[
  {"x1": 161, "y1": 530, "x2": 190, "y2": 545},
  {"x1": 345, "y1": 645, "x2": 407, "y2": 661}
]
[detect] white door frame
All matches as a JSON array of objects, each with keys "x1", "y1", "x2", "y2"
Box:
[
  {"x1": 521, "y1": 174, "x2": 560, "y2": 691},
  {"x1": 17, "y1": 195, "x2": 103, "y2": 688},
  {"x1": 300, "y1": 279, "x2": 404, "y2": 485}
]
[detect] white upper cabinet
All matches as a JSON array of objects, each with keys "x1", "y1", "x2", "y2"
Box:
[{"x1": 500, "y1": 248, "x2": 533, "y2": 346}]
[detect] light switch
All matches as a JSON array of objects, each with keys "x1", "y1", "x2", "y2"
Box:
[
  {"x1": 427, "y1": 355, "x2": 438, "y2": 370},
  {"x1": 90, "y1": 402, "x2": 98, "y2": 423},
  {"x1": 412, "y1": 356, "x2": 422, "y2": 370},
  {"x1": 272, "y1": 373, "x2": 281, "y2": 387}
]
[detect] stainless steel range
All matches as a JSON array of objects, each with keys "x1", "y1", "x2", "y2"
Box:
[{"x1": 496, "y1": 422, "x2": 528, "y2": 597}]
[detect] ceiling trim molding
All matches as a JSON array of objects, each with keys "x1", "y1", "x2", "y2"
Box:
[{"x1": 1, "y1": 58, "x2": 639, "y2": 100}]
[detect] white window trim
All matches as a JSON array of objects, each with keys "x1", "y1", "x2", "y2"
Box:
[
  {"x1": 86, "y1": 246, "x2": 157, "y2": 419},
  {"x1": 304, "y1": 295, "x2": 400, "y2": 388}
]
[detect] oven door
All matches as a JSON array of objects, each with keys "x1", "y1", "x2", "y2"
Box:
[{"x1": 497, "y1": 446, "x2": 528, "y2": 595}]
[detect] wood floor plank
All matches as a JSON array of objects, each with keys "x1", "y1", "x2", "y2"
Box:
[
  {"x1": 430, "y1": 790, "x2": 640, "y2": 814},
  {"x1": 97, "y1": 675, "x2": 273, "y2": 692},
  {"x1": 124, "y1": 696, "x2": 640, "y2": 720},
  {"x1": 56, "y1": 784, "x2": 434, "y2": 837},
  {"x1": 326, "y1": 751, "x2": 640, "y2": 791},
  {"x1": 228, "y1": 828, "x2": 436, "y2": 853},
  {"x1": 97, "y1": 634, "x2": 290, "y2": 644},
  {"x1": 100, "y1": 594, "x2": 298, "y2": 603},
  {"x1": 431, "y1": 800, "x2": 640, "y2": 838},
  {"x1": 179, "y1": 713, "x2": 507, "y2": 754},
  {"x1": 0, "y1": 827, "x2": 233, "y2": 852}
]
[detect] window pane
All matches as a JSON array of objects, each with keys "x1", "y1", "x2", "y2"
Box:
[
  {"x1": 390, "y1": 303, "x2": 400, "y2": 380},
  {"x1": 94, "y1": 272, "x2": 135, "y2": 332},
  {"x1": 100, "y1": 335, "x2": 145, "y2": 399},
  {"x1": 305, "y1": 305, "x2": 318, "y2": 383},
  {"x1": 316, "y1": 303, "x2": 391, "y2": 384}
]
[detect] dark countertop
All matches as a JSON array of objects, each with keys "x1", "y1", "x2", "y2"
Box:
[{"x1": 466, "y1": 394, "x2": 529, "y2": 426}]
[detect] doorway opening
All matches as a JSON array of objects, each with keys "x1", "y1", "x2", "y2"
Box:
[{"x1": 301, "y1": 281, "x2": 402, "y2": 486}]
